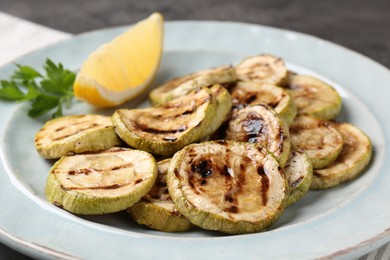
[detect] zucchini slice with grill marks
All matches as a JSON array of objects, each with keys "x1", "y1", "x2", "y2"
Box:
[
  {"x1": 229, "y1": 81, "x2": 297, "y2": 125},
  {"x1": 199, "y1": 84, "x2": 232, "y2": 139},
  {"x1": 167, "y1": 140, "x2": 288, "y2": 234},
  {"x1": 225, "y1": 104, "x2": 291, "y2": 167},
  {"x1": 285, "y1": 74, "x2": 342, "y2": 120},
  {"x1": 290, "y1": 116, "x2": 343, "y2": 169},
  {"x1": 35, "y1": 114, "x2": 122, "y2": 159},
  {"x1": 128, "y1": 159, "x2": 193, "y2": 232},
  {"x1": 284, "y1": 150, "x2": 313, "y2": 206},
  {"x1": 112, "y1": 88, "x2": 219, "y2": 155},
  {"x1": 311, "y1": 123, "x2": 372, "y2": 190},
  {"x1": 235, "y1": 54, "x2": 288, "y2": 85},
  {"x1": 45, "y1": 147, "x2": 157, "y2": 215},
  {"x1": 149, "y1": 65, "x2": 237, "y2": 106}
]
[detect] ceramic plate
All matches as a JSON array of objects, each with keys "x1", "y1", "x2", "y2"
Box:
[{"x1": 1, "y1": 21, "x2": 390, "y2": 259}]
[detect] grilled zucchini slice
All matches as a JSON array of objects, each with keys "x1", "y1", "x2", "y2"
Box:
[
  {"x1": 235, "y1": 54, "x2": 288, "y2": 85},
  {"x1": 128, "y1": 159, "x2": 193, "y2": 232},
  {"x1": 200, "y1": 84, "x2": 232, "y2": 139},
  {"x1": 112, "y1": 88, "x2": 219, "y2": 155},
  {"x1": 311, "y1": 123, "x2": 372, "y2": 190},
  {"x1": 35, "y1": 114, "x2": 122, "y2": 159},
  {"x1": 284, "y1": 150, "x2": 313, "y2": 206},
  {"x1": 167, "y1": 141, "x2": 288, "y2": 234},
  {"x1": 229, "y1": 81, "x2": 297, "y2": 125},
  {"x1": 149, "y1": 65, "x2": 237, "y2": 106},
  {"x1": 290, "y1": 116, "x2": 343, "y2": 169},
  {"x1": 225, "y1": 104, "x2": 291, "y2": 167},
  {"x1": 45, "y1": 147, "x2": 157, "y2": 215},
  {"x1": 285, "y1": 74, "x2": 342, "y2": 120}
]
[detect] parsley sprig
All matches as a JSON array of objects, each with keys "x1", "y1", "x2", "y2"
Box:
[{"x1": 0, "y1": 59, "x2": 76, "y2": 118}]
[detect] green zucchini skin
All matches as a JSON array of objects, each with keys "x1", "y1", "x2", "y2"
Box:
[
  {"x1": 149, "y1": 66, "x2": 237, "y2": 106},
  {"x1": 199, "y1": 84, "x2": 232, "y2": 139},
  {"x1": 229, "y1": 81, "x2": 297, "y2": 125},
  {"x1": 235, "y1": 54, "x2": 288, "y2": 85},
  {"x1": 35, "y1": 114, "x2": 122, "y2": 159},
  {"x1": 285, "y1": 74, "x2": 342, "y2": 120},
  {"x1": 128, "y1": 202, "x2": 193, "y2": 232},
  {"x1": 290, "y1": 116, "x2": 343, "y2": 169},
  {"x1": 36, "y1": 53, "x2": 374, "y2": 236},
  {"x1": 284, "y1": 150, "x2": 313, "y2": 207},
  {"x1": 128, "y1": 159, "x2": 193, "y2": 232},
  {"x1": 46, "y1": 147, "x2": 157, "y2": 215},
  {"x1": 112, "y1": 88, "x2": 219, "y2": 155},
  {"x1": 225, "y1": 104, "x2": 291, "y2": 167},
  {"x1": 167, "y1": 141, "x2": 288, "y2": 234},
  {"x1": 310, "y1": 123, "x2": 372, "y2": 190}
]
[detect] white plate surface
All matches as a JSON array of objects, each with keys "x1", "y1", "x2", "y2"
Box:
[{"x1": 1, "y1": 21, "x2": 390, "y2": 259}]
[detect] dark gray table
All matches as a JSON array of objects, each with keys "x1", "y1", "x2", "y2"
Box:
[{"x1": 1, "y1": 0, "x2": 389, "y2": 259}]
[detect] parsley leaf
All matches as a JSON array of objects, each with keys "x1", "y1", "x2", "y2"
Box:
[
  {"x1": 0, "y1": 59, "x2": 76, "y2": 118},
  {"x1": 28, "y1": 95, "x2": 60, "y2": 118},
  {"x1": 12, "y1": 65, "x2": 41, "y2": 82},
  {"x1": 0, "y1": 80, "x2": 25, "y2": 100}
]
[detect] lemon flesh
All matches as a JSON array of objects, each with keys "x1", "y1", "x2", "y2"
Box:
[{"x1": 74, "y1": 13, "x2": 164, "y2": 107}]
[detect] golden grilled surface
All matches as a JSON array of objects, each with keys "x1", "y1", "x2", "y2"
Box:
[
  {"x1": 284, "y1": 150, "x2": 313, "y2": 206},
  {"x1": 230, "y1": 82, "x2": 284, "y2": 108},
  {"x1": 290, "y1": 116, "x2": 343, "y2": 169},
  {"x1": 45, "y1": 147, "x2": 157, "y2": 215},
  {"x1": 235, "y1": 54, "x2": 287, "y2": 85},
  {"x1": 128, "y1": 159, "x2": 194, "y2": 232},
  {"x1": 35, "y1": 114, "x2": 121, "y2": 159},
  {"x1": 229, "y1": 81, "x2": 297, "y2": 124},
  {"x1": 49, "y1": 147, "x2": 155, "y2": 197},
  {"x1": 119, "y1": 89, "x2": 211, "y2": 142},
  {"x1": 36, "y1": 115, "x2": 109, "y2": 144},
  {"x1": 156, "y1": 74, "x2": 199, "y2": 93},
  {"x1": 149, "y1": 65, "x2": 237, "y2": 105},
  {"x1": 168, "y1": 141, "x2": 288, "y2": 234},
  {"x1": 285, "y1": 151, "x2": 312, "y2": 189},
  {"x1": 199, "y1": 84, "x2": 232, "y2": 140},
  {"x1": 225, "y1": 104, "x2": 291, "y2": 167},
  {"x1": 311, "y1": 123, "x2": 372, "y2": 190},
  {"x1": 286, "y1": 74, "x2": 341, "y2": 120},
  {"x1": 143, "y1": 159, "x2": 172, "y2": 204}
]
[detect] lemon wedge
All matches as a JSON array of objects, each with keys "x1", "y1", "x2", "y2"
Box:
[{"x1": 74, "y1": 13, "x2": 164, "y2": 107}]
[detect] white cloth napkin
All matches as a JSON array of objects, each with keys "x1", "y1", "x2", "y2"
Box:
[
  {"x1": 0, "y1": 10, "x2": 389, "y2": 260},
  {"x1": 0, "y1": 11, "x2": 71, "y2": 67}
]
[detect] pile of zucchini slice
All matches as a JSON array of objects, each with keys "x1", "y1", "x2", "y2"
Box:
[{"x1": 35, "y1": 54, "x2": 372, "y2": 234}]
